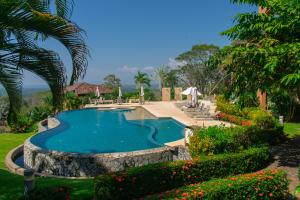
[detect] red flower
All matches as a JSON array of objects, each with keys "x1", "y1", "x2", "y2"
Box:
[
  {"x1": 269, "y1": 193, "x2": 273, "y2": 197},
  {"x1": 198, "y1": 191, "x2": 204, "y2": 197},
  {"x1": 259, "y1": 193, "x2": 263, "y2": 196}
]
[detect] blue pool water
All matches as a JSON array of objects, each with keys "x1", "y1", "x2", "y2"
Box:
[{"x1": 30, "y1": 108, "x2": 185, "y2": 153}]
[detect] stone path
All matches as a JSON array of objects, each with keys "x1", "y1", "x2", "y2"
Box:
[{"x1": 268, "y1": 136, "x2": 300, "y2": 198}]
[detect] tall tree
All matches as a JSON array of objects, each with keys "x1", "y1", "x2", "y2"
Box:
[
  {"x1": 103, "y1": 74, "x2": 121, "y2": 90},
  {"x1": 176, "y1": 44, "x2": 223, "y2": 95},
  {"x1": 219, "y1": 0, "x2": 300, "y2": 117},
  {"x1": 134, "y1": 71, "x2": 151, "y2": 88},
  {"x1": 0, "y1": 0, "x2": 88, "y2": 122},
  {"x1": 153, "y1": 66, "x2": 167, "y2": 90}
]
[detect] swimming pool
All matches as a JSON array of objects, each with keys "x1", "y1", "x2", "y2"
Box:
[{"x1": 30, "y1": 108, "x2": 185, "y2": 154}]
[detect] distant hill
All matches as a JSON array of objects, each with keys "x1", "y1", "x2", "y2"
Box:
[{"x1": 0, "y1": 86, "x2": 49, "y2": 97}]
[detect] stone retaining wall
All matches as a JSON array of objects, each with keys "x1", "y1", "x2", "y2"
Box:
[{"x1": 24, "y1": 138, "x2": 191, "y2": 177}]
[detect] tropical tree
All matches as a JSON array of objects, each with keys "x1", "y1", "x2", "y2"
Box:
[
  {"x1": 153, "y1": 66, "x2": 167, "y2": 90},
  {"x1": 103, "y1": 74, "x2": 121, "y2": 90},
  {"x1": 176, "y1": 44, "x2": 223, "y2": 95},
  {"x1": 219, "y1": 0, "x2": 300, "y2": 118},
  {"x1": 134, "y1": 71, "x2": 151, "y2": 88},
  {"x1": 0, "y1": 0, "x2": 88, "y2": 122}
]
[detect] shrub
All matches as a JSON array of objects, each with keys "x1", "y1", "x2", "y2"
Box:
[
  {"x1": 30, "y1": 105, "x2": 53, "y2": 122},
  {"x1": 216, "y1": 95, "x2": 278, "y2": 128},
  {"x1": 94, "y1": 147, "x2": 270, "y2": 200},
  {"x1": 188, "y1": 125, "x2": 285, "y2": 157},
  {"x1": 10, "y1": 114, "x2": 37, "y2": 133},
  {"x1": 146, "y1": 169, "x2": 289, "y2": 200},
  {"x1": 216, "y1": 96, "x2": 242, "y2": 117}
]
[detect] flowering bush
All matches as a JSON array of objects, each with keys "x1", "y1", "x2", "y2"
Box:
[
  {"x1": 188, "y1": 125, "x2": 284, "y2": 157},
  {"x1": 94, "y1": 147, "x2": 270, "y2": 200},
  {"x1": 146, "y1": 169, "x2": 289, "y2": 199},
  {"x1": 216, "y1": 95, "x2": 278, "y2": 128}
]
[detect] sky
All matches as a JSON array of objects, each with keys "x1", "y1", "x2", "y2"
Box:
[{"x1": 23, "y1": 0, "x2": 256, "y2": 87}]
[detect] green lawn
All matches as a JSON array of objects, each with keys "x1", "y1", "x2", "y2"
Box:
[
  {"x1": 0, "y1": 133, "x2": 93, "y2": 200},
  {"x1": 284, "y1": 123, "x2": 300, "y2": 138}
]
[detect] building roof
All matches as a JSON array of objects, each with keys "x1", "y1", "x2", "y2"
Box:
[{"x1": 65, "y1": 82, "x2": 112, "y2": 95}]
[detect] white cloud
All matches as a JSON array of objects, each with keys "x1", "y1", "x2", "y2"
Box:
[
  {"x1": 167, "y1": 58, "x2": 186, "y2": 69},
  {"x1": 143, "y1": 66, "x2": 155, "y2": 72},
  {"x1": 118, "y1": 65, "x2": 155, "y2": 73},
  {"x1": 118, "y1": 65, "x2": 139, "y2": 73}
]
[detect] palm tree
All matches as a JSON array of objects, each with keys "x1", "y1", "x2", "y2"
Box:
[
  {"x1": 154, "y1": 66, "x2": 167, "y2": 91},
  {"x1": 0, "y1": 0, "x2": 88, "y2": 122},
  {"x1": 134, "y1": 71, "x2": 151, "y2": 89}
]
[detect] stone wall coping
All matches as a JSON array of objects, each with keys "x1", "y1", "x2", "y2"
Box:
[
  {"x1": 5, "y1": 144, "x2": 25, "y2": 176},
  {"x1": 24, "y1": 137, "x2": 176, "y2": 159}
]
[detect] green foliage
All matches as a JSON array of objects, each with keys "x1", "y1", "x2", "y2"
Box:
[
  {"x1": 189, "y1": 125, "x2": 284, "y2": 157},
  {"x1": 122, "y1": 88, "x2": 156, "y2": 101},
  {"x1": 146, "y1": 169, "x2": 288, "y2": 200},
  {"x1": 216, "y1": 96, "x2": 242, "y2": 117},
  {"x1": 103, "y1": 74, "x2": 121, "y2": 90},
  {"x1": 63, "y1": 92, "x2": 90, "y2": 110},
  {"x1": 134, "y1": 71, "x2": 151, "y2": 88},
  {"x1": 94, "y1": 147, "x2": 270, "y2": 200},
  {"x1": 219, "y1": 0, "x2": 300, "y2": 119},
  {"x1": 216, "y1": 95, "x2": 278, "y2": 127},
  {"x1": 176, "y1": 44, "x2": 223, "y2": 95},
  {"x1": 0, "y1": 0, "x2": 88, "y2": 122},
  {"x1": 9, "y1": 114, "x2": 37, "y2": 133},
  {"x1": 29, "y1": 105, "x2": 53, "y2": 122}
]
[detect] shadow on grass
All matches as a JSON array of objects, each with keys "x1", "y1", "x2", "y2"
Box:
[{"x1": 0, "y1": 169, "x2": 94, "y2": 200}]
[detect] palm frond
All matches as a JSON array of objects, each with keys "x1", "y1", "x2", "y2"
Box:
[
  {"x1": 17, "y1": 47, "x2": 66, "y2": 108},
  {"x1": 1, "y1": 1, "x2": 89, "y2": 84},
  {"x1": 0, "y1": 64, "x2": 22, "y2": 123}
]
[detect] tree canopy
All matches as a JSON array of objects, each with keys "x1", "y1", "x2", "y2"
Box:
[
  {"x1": 103, "y1": 74, "x2": 121, "y2": 90},
  {"x1": 218, "y1": 0, "x2": 300, "y2": 118},
  {"x1": 134, "y1": 71, "x2": 151, "y2": 88},
  {"x1": 176, "y1": 44, "x2": 223, "y2": 95}
]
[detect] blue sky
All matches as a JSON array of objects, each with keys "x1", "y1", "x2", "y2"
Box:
[{"x1": 24, "y1": 0, "x2": 256, "y2": 87}]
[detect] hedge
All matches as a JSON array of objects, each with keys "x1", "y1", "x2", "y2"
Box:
[
  {"x1": 146, "y1": 169, "x2": 289, "y2": 200},
  {"x1": 188, "y1": 125, "x2": 285, "y2": 157},
  {"x1": 94, "y1": 147, "x2": 271, "y2": 200}
]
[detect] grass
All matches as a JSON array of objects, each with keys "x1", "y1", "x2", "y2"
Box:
[
  {"x1": 0, "y1": 133, "x2": 93, "y2": 200},
  {"x1": 284, "y1": 123, "x2": 300, "y2": 138}
]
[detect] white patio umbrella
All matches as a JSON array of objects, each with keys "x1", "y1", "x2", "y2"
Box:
[
  {"x1": 95, "y1": 86, "x2": 100, "y2": 97},
  {"x1": 118, "y1": 87, "x2": 122, "y2": 97},
  {"x1": 191, "y1": 87, "x2": 198, "y2": 107},
  {"x1": 181, "y1": 87, "x2": 202, "y2": 96}
]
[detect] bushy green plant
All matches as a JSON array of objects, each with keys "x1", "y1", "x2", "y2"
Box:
[
  {"x1": 248, "y1": 109, "x2": 278, "y2": 129},
  {"x1": 63, "y1": 92, "x2": 83, "y2": 110},
  {"x1": 94, "y1": 147, "x2": 270, "y2": 200},
  {"x1": 146, "y1": 169, "x2": 288, "y2": 200},
  {"x1": 216, "y1": 95, "x2": 279, "y2": 128},
  {"x1": 10, "y1": 114, "x2": 37, "y2": 133},
  {"x1": 216, "y1": 95, "x2": 242, "y2": 117},
  {"x1": 29, "y1": 105, "x2": 53, "y2": 122},
  {"x1": 188, "y1": 125, "x2": 284, "y2": 157}
]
